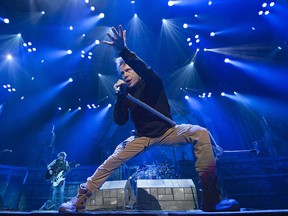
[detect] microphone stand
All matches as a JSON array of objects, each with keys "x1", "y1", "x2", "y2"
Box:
[
  {"x1": 116, "y1": 85, "x2": 176, "y2": 126},
  {"x1": 126, "y1": 93, "x2": 176, "y2": 126}
]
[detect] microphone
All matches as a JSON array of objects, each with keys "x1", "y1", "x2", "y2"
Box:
[{"x1": 115, "y1": 83, "x2": 129, "y2": 95}]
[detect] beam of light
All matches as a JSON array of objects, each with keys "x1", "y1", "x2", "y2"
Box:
[
  {"x1": 54, "y1": 108, "x2": 78, "y2": 129},
  {"x1": 165, "y1": 56, "x2": 202, "y2": 94},
  {"x1": 0, "y1": 34, "x2": 25, "y2": 54},
  {"x1": 71, "y1": 32, "x2": 89, "y2": 48},
  {"x1": 225, "y1": 59, "x2": 288, "y2": 93},
  {"x1": 13, "y1": 11, "x2": 45, "y2": 27},
  {"x1": 220, "y1": 92, "x2": 239, "y2": 102},
  {"x1": 97, "y1": 74, "x2": 118, "y2": 99},
  {"x1": 184, "y1": 94, "x2": 203, "y2": 110},
  {"x1": 210, "y1": 23, "x2": 252, "y2": 36},
  {"x1": 95, "y1": 96, "x2": 109, "y2": 107},
  {"x1": 126, "y1": 12, "x2": 154, "y2": 50},
  {"x1": 0, "y1": 53, "x2": 21, "y2": 81},
  {"x1": 43, "y1": 49, "x2": 71, "y2": 60},
  {"x1": 268, "y1": 45, "x2": 284, "y2": 59},
  {"x1": 80, "y1": 13, "x2": 104, "y2": 31},
  {"x1": 233, "y1": 93, "x2": 288, "y2": 119},
  {"x1": 213, "y1": 93, "x2": 264, "y2": 152},
  {"x1": 260, "y1": 2, "x2": 285, "y2": 35},
  {"x1": 61, "y1": 103, "x2": 113, "y2": 162},
  {"x1": 168, "y1": 1, "x2": 181, "y2": 6},
  {"x1": 178, "y1": 88, "x2": 204, "y2": 110},
  {"x1": 159, "y1": 19, "x2": 191, "y2": 58},
  {"x1": 80, "y1": 37, "x2": 102, "y2": 55},
  {"x1": 166, "y1": 0, "x2": 213, "y2": 6},
  {"x1": 205, "y1": 44, "x2": 276, "y2": 61},
  {"x1": 6, "y1": 81, "x2": 70, "y2": 131},
  {"x1": 160, "y1": 19, "x2": 186, "y2": 46}
]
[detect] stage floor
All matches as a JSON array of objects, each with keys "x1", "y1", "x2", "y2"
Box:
[{"x1": 1, "y1": 209, "x2": 288, "y2": 216}]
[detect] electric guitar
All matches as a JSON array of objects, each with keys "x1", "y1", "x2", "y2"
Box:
[
  {"x1": 45, "y1": 161, "x2": 75, "y2": 181},
  {"x1": 48, "y1": 163, "x2": 80, "y2": 187}
]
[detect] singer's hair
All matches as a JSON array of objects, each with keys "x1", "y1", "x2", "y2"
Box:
[{"x1": 114, "y1": 57, "x2": 125, "y2": 75}]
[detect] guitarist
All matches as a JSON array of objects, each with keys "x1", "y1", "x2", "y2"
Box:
[{"x1": 47, "y1": 152, "x2": 69, "y2": 209}]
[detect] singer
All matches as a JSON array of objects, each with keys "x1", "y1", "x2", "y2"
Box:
[{"x1": 59, "y1": 25, "x2": 239, "y2": 213}]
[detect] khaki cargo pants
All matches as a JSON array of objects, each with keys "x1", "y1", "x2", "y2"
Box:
[{"x1": 86, "y1": 123, "x2": 216, "y2": 192}]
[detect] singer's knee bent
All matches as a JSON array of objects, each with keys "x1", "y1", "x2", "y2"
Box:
[{"x1": 171, "y1": 124, "x2": 211, "y2": 145}]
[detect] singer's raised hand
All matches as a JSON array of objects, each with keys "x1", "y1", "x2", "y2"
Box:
[{"x1": 103, "y1": 25, "x2": 126, "y2": 53}]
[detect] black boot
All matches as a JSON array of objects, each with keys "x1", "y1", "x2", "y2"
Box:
[
  {"x1": 58, "y1": 183, "x2": 93, "y2": 213},
  {"x1": 199, "y1": 172, "x2": 220, "y2": 211},
  {"x1": 199, "y1": 172, "x2": 240, "y2": 212}
]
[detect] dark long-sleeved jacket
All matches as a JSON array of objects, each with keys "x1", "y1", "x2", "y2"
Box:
[{"x1": 113, "y1": 47, "x2": 174, "y2": 138}]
